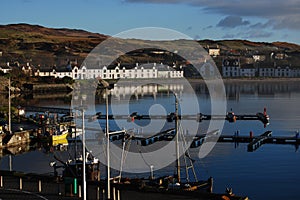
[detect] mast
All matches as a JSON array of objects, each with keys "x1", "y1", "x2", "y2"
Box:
[
  {"x1": 106, "y1": 87, "x2": 111, "y2": 199},
  {"x1": 82, "y1": 108, "x2": 86, "y2": 200},
  {"x1": 175, "y1": 94, "x2": 180, "y2": 182},
  {"x1": 8, "y1": 77, "x2": 11, "y2": 133}
]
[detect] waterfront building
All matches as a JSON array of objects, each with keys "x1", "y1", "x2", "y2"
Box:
[
  {"x1": 239, "y1": 64, "x2": 256, "y2": 77},
  {"x1": 222, "y1": 58, "x2": 241, "y2": 77},
  {"x1": 0, "y1": 65, "x2": 11, "y2": 74},
  {"x1": 33, "y1": 63, "x2": 183, "y2": 80},
  {"x1": 258, "y1": 66, "x2": 275, "y2": 77}
]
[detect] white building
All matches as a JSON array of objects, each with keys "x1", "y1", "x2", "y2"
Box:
[
  {"x1": 33, "y1": 63, "x2": 183, "y2": 80},
  {"x1": 0, "y1": 66, "x2": 11, "y2": 74},
  {"x1": 258, "y1": 67, "x2": 274, "y2": 77},
  {"x1": 222, "y1": 59, "x2": 240, "y2": 77},
  {"x1": 253, "y1": 54, "x2": 266, "y2": 62},
  {"x1": 209, "y1": 48, "x2": 220, "y2": 57},
  {"x1": 240, "y1": 65, "x2": 256, "y2": 77},
  {"x1": 274, "y1": 66, "x2": 292, "y2": 77}
]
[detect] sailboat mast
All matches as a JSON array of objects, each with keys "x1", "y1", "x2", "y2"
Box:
[
  {"x1": 8, "y1": 77, "x2": 11, "y2": 132},
  {"x1": 175, "y1": 94, "x2": 180, "y2": 182}
]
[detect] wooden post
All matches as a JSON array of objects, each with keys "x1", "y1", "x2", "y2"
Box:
[
  {"x1": 208, "y1": 177, "x2": 213, "y2": 193},
  {"x1": 117, "y1": 190, "x2": 120, "y2": 200},
  {"x1": 113, "y1": 187, "x2": 116, "y2": 200},
  {"x1": 78, "y1": 185, "x2": 82, "y2": 198},
  {"x1": 38, "y1": 180, "x2": 42, "y2": 192},
  {"x1": 19, "y1": 178, "x2": 23, "y2": 190},
  {"x1": 97, "y1": 187, "x2": 100, "y2": 200},
  {"x1": 0, "y1": 176, "x2": 3, "y2": 187},
  {"x1": 102, "y1": 189, "x2": 105, "y2": 200}
]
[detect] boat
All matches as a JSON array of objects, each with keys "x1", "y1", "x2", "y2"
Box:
[
  {"x1": 52, "y1": 124, "x2": 69, "y2": 141},
  {"x1": 52, "y1": 138, "x2": 68, "y2": 146},
  {"x1": 109, "y1": 97, "x2": 215, "y2": 196}
]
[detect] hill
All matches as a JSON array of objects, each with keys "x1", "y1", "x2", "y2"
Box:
[
  {"x1": 0, "y1": 23, "x2": 107, "y2": 67},
  {"x1": 0, "y1": 23, "x2": 300, "y2": 68}
]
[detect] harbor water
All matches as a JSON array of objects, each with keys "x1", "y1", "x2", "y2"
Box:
[{"x1": 1, "y1": 80, "x2": 300, "y2": 200}]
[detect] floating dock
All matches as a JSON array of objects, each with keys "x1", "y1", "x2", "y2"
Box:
[
  {"x1": 88, "y1": 111, "x2": 270, "y2": 125},
  {"x1": 193, "y1": 131, "x2": 300, "y2": 152}
]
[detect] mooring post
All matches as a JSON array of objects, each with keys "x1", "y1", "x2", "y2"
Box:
[
  {"x1": 78, "y1": 185, "x2": 82, "y2": 198},
  {"x1": 97, "y1": 186, "x2": 100, "y2": 200},
  {"x1": 0, "y1": 176, "x2": 3, "y2": 188},
  {"x1": 209, "y1": 177, "x2": 213, "y2": 193},
  {"x1": 117, "y1": 190, "x2": 120, "y2": 200},
  {"x1": 19, "y1": 177, "x2": 23, "y2": 190},
  {"x1": 103, "y1": 189, "x2": 105, "y2": 200},
  {"x1": 38, "y1": 180, "x2": 42, "y2": 192},
  {"x1": 113, "y1": 187, "x2": 116, "y2": 200}
]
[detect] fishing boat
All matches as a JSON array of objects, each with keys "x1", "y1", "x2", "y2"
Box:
[
  {"x1": 107, "y1": 97, "x2": 248, "y2": 200},
  {"x1": 52, "y1": 124, "x2": 69, "y2": 141}
]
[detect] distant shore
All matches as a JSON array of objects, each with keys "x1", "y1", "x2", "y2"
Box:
[{"x1": 187, "y1": 77, "x2": 300, "y2": 83}]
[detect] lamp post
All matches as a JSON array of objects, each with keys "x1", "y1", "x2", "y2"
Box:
[
  {"x1": 174, "y1": 93, "x2": 180, "y2": 183},
  {"x1": 82, "y1": 107, "x2": 86, "y2": 200},
  {"x1": 98, "y1": 78, "x2": 111, "y2": 199},
  {"x1": 74, "y1": 105, "x2": 87, "y2": 200}
]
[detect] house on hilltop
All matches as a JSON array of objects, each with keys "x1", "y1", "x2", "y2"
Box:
[{"x1": 0, "y1": 65, "x2": 11, "y2": 74}]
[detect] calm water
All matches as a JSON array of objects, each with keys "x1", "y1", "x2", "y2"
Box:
[{"x1": 1, "y1": 80, "x2": 300, "y2": 200}]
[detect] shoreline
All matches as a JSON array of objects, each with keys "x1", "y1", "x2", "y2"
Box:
[{"x1": 187, "y1": 77, "x2": 300, "y2": 83}]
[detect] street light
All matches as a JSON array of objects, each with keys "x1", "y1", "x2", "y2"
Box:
[
  {"x1": 74, "y1": 105, "x2": 87, "y2": 200},
  {"x1": 98, "y1": 78, "x2": 111, "y2": 199}
]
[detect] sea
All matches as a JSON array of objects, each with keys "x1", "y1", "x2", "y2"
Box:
[{"x1": 1, "y1": 80, "x2": 300, "y2": 200}]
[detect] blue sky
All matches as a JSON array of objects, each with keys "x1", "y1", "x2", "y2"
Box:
[{"x1": 1, "y1": 0, "x2": 300, "y2": 44}]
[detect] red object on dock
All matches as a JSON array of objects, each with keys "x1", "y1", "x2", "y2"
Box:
[{"x1": 250, "y1": 131, "x2": 253, "y2": 138}]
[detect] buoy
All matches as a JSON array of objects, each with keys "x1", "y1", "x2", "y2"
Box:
[{"x1": 263, "y1": 107, "x2": 267, "y2": 116}]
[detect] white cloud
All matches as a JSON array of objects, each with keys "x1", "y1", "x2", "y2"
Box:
[{"x1": 126, "y1": 0, "x2": 300, "y2": 30}]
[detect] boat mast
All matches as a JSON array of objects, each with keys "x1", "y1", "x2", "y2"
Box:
[
  {"x1": 106, "y1": 87, "x2": 111, "y2": 199},
  {"x1": 82, "y1": 108, "x2": 86, "y2": 200},
  {"x1": 8, "y1": 77, "x2": 11, "y2": 133},
  {"x1": 175, "y1": 94, "x2": 180, "y2": 182}
]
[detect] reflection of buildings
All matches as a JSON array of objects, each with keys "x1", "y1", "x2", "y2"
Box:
[
  {"x1": 224, "y1": 81, "x2": 300, "y2": 100},
  {"x1": 109, "y1": 83, "x2": 184, "y2": 100}
]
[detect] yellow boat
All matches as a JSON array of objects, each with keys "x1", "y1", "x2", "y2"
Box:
[
  {"x1": 52, "y1": 138, "x2": 68, "y2": 146},
  {"x1": 52, "y1": 130, "x2": 69, "y2": 141}
]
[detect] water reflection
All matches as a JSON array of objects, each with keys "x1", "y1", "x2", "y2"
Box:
[{"x1": 0, "y1": 80, "x2": 300, "y2": 200}]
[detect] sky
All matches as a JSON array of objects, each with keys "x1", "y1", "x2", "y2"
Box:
[{"x1": 1, "y1": 0, "x2": 300, "y2": 44}]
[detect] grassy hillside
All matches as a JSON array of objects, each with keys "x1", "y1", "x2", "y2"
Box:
[{"x1": 0, "y1": 23, "x2": 300, "y2": 68}]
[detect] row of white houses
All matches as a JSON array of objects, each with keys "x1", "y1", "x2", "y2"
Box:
[
  {"x1": 34, "y1": 63, "x2": 184, "y2": 80},
  {"x1": 222, "y1": 59, "x2": 300, "y2": 78}
]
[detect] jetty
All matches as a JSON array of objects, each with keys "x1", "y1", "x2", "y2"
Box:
[
  {"x1": 88, "y1": 110, "x2": 270, "y2": 125},
  {"x1": 24, "y1": 106, "x2": 71, "y2": 115},
  {"x1": 192, "y1": 131, "x2": 300, "y2": 152}
]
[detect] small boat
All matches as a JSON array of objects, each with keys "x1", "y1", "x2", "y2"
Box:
[
  {"x1": 52, "y1": 124, "x2": 69, "y2": 141},
  {"x1": 52, "y1": 130, "x2": 69, "y2": 141},
  {"x1": 52, "y1": 138, "x2": 68, "y2": 146}
]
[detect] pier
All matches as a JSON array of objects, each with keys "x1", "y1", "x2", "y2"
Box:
[
  {"x1": 90, "y1": 110, "x2": 270, "y2": 125},
  {"x1": 24, "y1": 106, "x2": 71, "y2": 115},
  {"x1": 192, "y1": 131, "x2": 300, "y2": 152}
]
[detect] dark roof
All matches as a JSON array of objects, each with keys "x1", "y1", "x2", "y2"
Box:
[
  {"x1": 223, "y1": 59, "x2": 240, "y2": 67},
  {"x1": 0, "y1": 66, "x2": 11, "y2": 69}
]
